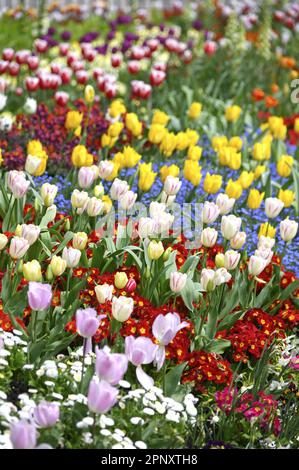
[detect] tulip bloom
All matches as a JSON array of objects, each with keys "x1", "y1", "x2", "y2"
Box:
[
  {"x1": 34, "y1": 402, "x2": 60, "y2": 428},
  {"x1": 201, "y1": 201, "x2": 220, "y2": 224},
  {"x1": 248, "y1": 255, "x2": 267, "y2": 277},
  {"x1": 280, "y1": 219, "x2": 298, "y2": 242},
  {"x1": 111, "y1": 296, "x2": 134, "y2": 322},
  {"x1": 9, "y1": 236, "x2": 29, "y2": 259},
  {"x1": 125, "y1": 336, "x2": 158, "y2": 389},
  {"x1": 221, "y1": 215, "x2": 242, "y2": 240},
  {"x1": 95, "y1": 283, "x2": 114, "y2": 304},
  {"x1": 169, "y1": 272, "x2": 187, "y2": 293},
  {"x1": 28, "y1": 282, "x2": 52, "y2": 310},
  {"x1": 10, "y1": 421, "x2": 37, "y2": 449},
  {"x1": 265, "y1": 197, "x2": 284, "y2": 219},
  {"x1": 152, "y1": 313, "x2": 188, "y2": 370},
  {"x1": 62, "y1": 246, "x2": 81, "y2": 268},
  {"x1": 95, "y1": 346, "x2": 128, "y2": 385},
  {"x1": 87, "y1": 379, "x2": 118, "y2": 414},
  {"x1": 76, "y1": 308, "x2": 102, "y2": 338}
]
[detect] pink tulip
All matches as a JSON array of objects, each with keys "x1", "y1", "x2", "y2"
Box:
[
  {"x1": 28, "y1": 282, "x2": 52, "y2": 310},
  {"x1": 87, "y1": 379, "x2": 118, "y2": 414},
  {"x1": 95, "y1": 346, "x2": 128, "y2": 385}
]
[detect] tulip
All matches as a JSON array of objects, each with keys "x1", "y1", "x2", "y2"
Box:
[
  {"x1": 20, "y1": 224, "x2": 40, "y2": 245},
  {"x1": 34, "y1": 401, "x2": 59, "y2": 428},
  {"x1": 119, "y1": 190, "x2": 137, "y2": 210},
  {"x1": 87, "y1": 379, "x2": 118, "y2": 414},
  {"x1": 248, "y1": 255, "x2": 267, "y2": 276},
  {"x1": 125, "y1": 336, "x2": 157, "y2": 389},
  {"x1": 149, "y1": 201, "x2": 166, "y2": 218},
  {"x1": 50, "y1": 255, "x2": 67, "y2": 277},
  {"x1": 110, "y1": 178, "x2": 129, "y2": 200},
  {"x1": 87, "y1": 197, "x2": 104, "y2": 217},
  {"x1": 216, "y1": 193, "x2": 235, "y2": 215},
  {"x1": 9, "y1": 236, "x2": 29, "y2": 259},
  {"x1": 257, "y1": 236, "x2": 275, "y2": 250},
  {"x1": 138, "y1": 217, "x2": 155, "y2": 238},
  {"x1": 265, "y1": 197, "x2": 284, "y2": 219},
  {"x1": 95, "y1": 283, "x2": 114, "y2": 304},
  {"x1": 164, "y1": 176, "x2": 182, "y2": 196},
  {"x1": 10, "y1": 421, "x2": 37, "y2": 449},
  {"x1": 254, "y1": 248, "x2": 273, "y2": 266},
  {"x1": 201, "y1": 227, "x2": 218, "y2": 247},
  {"x1": 40, "y1": 183, "x2": 58, "y2": 207},
  {"x1": 84, "y1": 84, "x2": 95, "y2": 103},
  {"x1": 230, "y1": 231, "x2": 246, "y2": 249},
  {"x1": 214, "y1": 268, "x2": 232, "y2": 286},
  {"x1": 23, "y1": 260, "x2": 42, "y2": 282},
  {"x1": 71, "y1": 189, "x2": 89, "y2": 209},
  {"x1": 94, "y1": 184, "x2": 104, "y2": 198},
  {"x1": 201, "y1": 201, "x2": 220, "y2": 224},
  {"x1": 78, "y1": 166, "x2": 96, "y2": 189},
  {"x1": 215, "y1": 253, "x2": 225, "y2": 268},
  {"x1": 111, "y1": 296, "x2": 134, "y2": 322},
  {"x1": 76, "y1": 308, "x2": 100, "y2": 338},
  {"x1": 95, "y1": 346, "x2": 128, "y2": 385},
  {"x1": 99, "y1": 160, "x2": 114, "y2": 179},
  {"x1": 200, "y1": 268, "x2": 216, "y2": 292},
  {"x1": 170, "y1": 272, "x2": 187, "y2": 293},
  {"x1": 152, "y1": 313, "x2": 188, "y2": 370},
  {"x1": 221, "y1": 215, "x2": 242, "y2": 240},
  {"x1": 62, "y1": 246, "x2": 81, "y2": 268},
  {"x1": 152, "y1": 212, "x2": 174, "y2": 236},
  {"x1": 280, "y1": 219, "x2": 298, "y2": 242},
  {"x1": 7, "y1": 171, "x2": 30, "y2": 198},
  {"x1": 148, "y1": 240, "x2": 164, "y2": 260},
  {"x1": 25, "y1": 154, "x2": 41, "y2": 176},
  {"x1": 114, "y1": 272, "x2": 128, "y2": 289},
  {"x1": 224, "y1": 250, "x2": 241, "y2": 270},
  {"x1": 28, "y1": 282, "x2": 52, "y2": 310},
  {"x1": 125, "y1": 278, "x2": 137, "y2": 293},
  {"x1": 73, "y1": 232, "x2": 88, "y2": 251},
  {"x1": 0, "y1": 233, "x2": 8, "y2": 250}
]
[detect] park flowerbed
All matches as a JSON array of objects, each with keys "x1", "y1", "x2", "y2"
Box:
[{"x1": 0, "y1": 1, "x2": 298, "y2": 450}]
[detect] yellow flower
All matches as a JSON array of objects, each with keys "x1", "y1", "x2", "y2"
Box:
[
  {"x1": 73, "y1": 232, "x2": 88, "y2": 251},
  {"x1": 294, "y1": 117, "x2": 299, "y2": 133},
  {"x1": 148, "y1": 124, "x2": 167, "y2": 144},
  {"x1": 268, "y1": 116, "x2": 287, "y2": 140},
  {"x1": 160, "y1": 132, "x2": 177, "y2": 157},
  {"x1": 228, "y1": 151, "x2": 241, "y2": 170},
  {"x1": 176, "y1": 132, "x2": 189, "y2": 151},
  {"x1": 185, "y1": 129, "x2": 199, "y2": 147},
  {"x1": 122, "y1": 146, "x2": 141, "y2": 168},
  {"x1": 113, "y1": 152, "x2": 125, "y2": 169},
  {"x1": 152, "y1": 110, "x2": 169, "y2": 126},
  {"x1": 108, "y1": 121, "x2": 124, "y2": 138},
  {"x1": 125, "y1": 113, "x2": 142, "y2": 137},
  {"x1": 187, "y1": 145, "x2": 202, "y2": 161},
  {"x1": 225, "y1": 105, "x2": 242, "y2": 122},
  {"x1": 254, "y1": 165, "x2": 266, "y2": 179},
  {"x1": 84, "y1": 85, "x2": 95, "y2": 104},
  {"x1": 101, "y1": 133, "x2": 112, "y2": 147},
  {"x1": 258, "y1": 222, "x2": 276, "y2": 239},
  {"x1": 238, "y1": 171, "x2": 254, "y2": 189},
  {"x1": 253, "y1": 142, "x2": 271, "y2": 161},
  {"x1": 148, "y1": 240, "x2": 164, "y2": 260},
  {"x1": 247, "y1": 189, "x2": 265, "y2": 209},
  {"x1": 71, "y1": 145, "x2": 93, "y2": 167},
  {"x1": 276, "y1": 155, "x2": 293, "y2": 178},
  {"x1": 23, "y1": 260, "x2": 42, "y2": 282},
  {"x1": 102, "y1": 195, "x2": 113, "y2": 213},
  {"x1": 203, "y1": 173, "x2": 222, "y2": 194},
  {"x1": 183, "y1": 160, "x2": 202, "y2": 186},
  {"x1": 27, "y1": 140, "x2": 43, "y2": 155},
  {"x1": 74, "y1": 126, "x2": 81, "y2": 137},
  {"x1": 211, "y1": 136, "x2": 228, "y2": 152},
  {"x1": 188, "y1": 102, "x2": 202, "y2": 119},
  {"x1": 278, "y1": 189, "x2": 295, "y2": 208},
  {"x1": 138, "y1": 162, "x2": 157, "y2": 192},
  {"x1": 0, "y1": 149, "x2": 3, "y2": 166},
  {"x1": 160, "y1": 164, "x2": 180, "y2": 182},
  {"x1": 229, "y1": 136, "x2": 243, "y2": 151},
  {"x1": 109, "y1": 99, "x2": 126, "y2": 118},
  {"x1": 225, "y1": 179, "x2": 243, "y2": 199},
  {"x1": 65, "y1": 110, "x2": 83, "y2": 131},
  {"x1": 218, "y1": 146, "x2": 241, "y2": 169}
]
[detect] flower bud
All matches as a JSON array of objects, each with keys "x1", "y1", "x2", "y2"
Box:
[
  {"x1": 34, "y1": 401, "x2": 59, "y2": 428},
  {"x1": 0, "y1": 233, "x2": 8, "y2": 250},
  {"x1": 280, "y1": 218, "x2": 298, "y2": 242},
  {"x1": 201, "y1": 227, "x2": 218, "y2": 247},
  {"x1": 163, "y1": 246, "x2": 172, "y2": 261},
  {"x1": 95, "y1": 284, "x2": 114, "y2": 303},
  {"x1": 265, "y1": 197, "x2": 284, "y2": 219},
  {"x1": 114, "y1": 272, "x2": 128, "y2": 289},
  {"x1": 73, "y1": 232, "x2": 88, "y2": 250},
  {"x1": 202, "y1": 201, "x2": 220, "y2": 224},
  {"x1": 230, "y1": 231, "x2": 246, "y2": 249},
  {"x1": 87, "y1": 197, "x2": 104, "y2": 217},
  {"x1": 200, "y1": 268, "x2": 216, "y2": 292},
  {"x1": 125, "y1": 278, "x2": 137, "y2": 293},
  {"x1": 23, "y1": 260, "x2": 42, "y2": 281},
  {"x1": 170, "y1": 271, "x2": 187, "y2": 293},
  {"x1": 216, "y1": 193, "x2": 235, "y2": 215},
  {"x1": 50, "y1": 255, "x2": 67, "y2": 276},
  {"x1": 224, "y1": 250, "x2": 241, "y2": 270},
  {"x1": 248, "y1": 255, "x2": 267, "y2": 276},
  {"x1": 215, "y1": 253, "x2": 225, "y2": 268},
  {"x1": 221, "y1": 215, "x2": 242, "y2": 240},
  {"x1": 164, "y1": 175, "x2": 181, "y2": 196},
  {"x1": 20, "y1": 224, "x2": 40, "y2": 246},
  {"x1": 9, "y1": 236, "x2": 29, "y2": 259},
  {"x1": 112, "y1": 296, "x2": 134, "y2": 322},
  {"x1": 84, "y1": 84, "x2": 95, "y2": 103},
  {"x1": 40, "y1": 183, "x2": 58, "y2": 207},
  {"x1": 94, "y1": 184, "x2": 104, "y2": 198},
  {"x1": 62, "y1": 246, "x2": 81, "y2": 268},
  {"x1": 148, "y1": 240, "x2": 164, "y2": 260},
  {"x1": 87, "y1": 379, "x2": 118, "y2": 414},
  {"x1": 28, "y1": 282, "x2": 52, "y2": 310},
  {"x1": 76, "y1": 307, "x2": 100, "y2": 338}
]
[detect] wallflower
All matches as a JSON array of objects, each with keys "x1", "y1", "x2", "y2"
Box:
[
  {"x1": 276, "y1": 155, "x2": 293, "y2": 178},
  {"x1": 225, "y1": 179, "x2": 243, "y2": 199},
  {"x1": 65, "y1": 110, "x2": 83, "y2": 131},
  {"x1": 183, "y1": 160, "x2": 202, "y2": 186},
  {"x1": 247, "y1": 189, "x2": 265, "y2": 210},
  {"x1": 203, "y1": 173, "x2": 222, "y2": 194},
  {"x1": 278, "y1": 189, "x2": 295, "y2": 208}
]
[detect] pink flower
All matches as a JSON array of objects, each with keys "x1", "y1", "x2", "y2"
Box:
[
  {"x1": 87, "y1": 379, "x2": 118, "y2": 414},
  {"x1": 95, "y1": 346, "x2": 128, "y2": 385},
  {"x1": 28, "y1": 282, "x2": 52, "y2": 310}
]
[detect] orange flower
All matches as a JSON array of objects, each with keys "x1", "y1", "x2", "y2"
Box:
[
  {"x1": 265, "y1": 96, "x2": 278, "y2": 108},
  {"x1": 252, "y1": 88, "x2": 265, "y2": 102},
  {"x1": 280, "y1": 56, "x2": 296, "y2": 69},
  {"x1": 271, "y1": 83, "x2": 279, "y2": 93}
]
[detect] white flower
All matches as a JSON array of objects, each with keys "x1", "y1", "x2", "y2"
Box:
[
  {"x1": 24, "y1": 97, "x2": 37, "y2": 114},
  {"x1": 0, "y1": 93, "x2": 7, "y2": 111}
]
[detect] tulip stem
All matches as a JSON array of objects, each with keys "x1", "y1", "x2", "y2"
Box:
[{"x1": 80, "y1": 338, "x2": 87, "y2": 393}]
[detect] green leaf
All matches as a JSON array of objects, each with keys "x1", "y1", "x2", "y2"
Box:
[
  {"x1": 280, "y1": 280, "x2": 299, "y2": 301},
  {"x1": 39, "y1": 206, "x2": 57, "y2": 228},
  {"x1": 205, "y1": 339, "x2": 231, "y2": 354},
  {"x1": 165, "y1": 362, "x2": 187, "y2": 397},
  {"x1": 4, "y1": 286, "x2": 29, "y2": 317}
]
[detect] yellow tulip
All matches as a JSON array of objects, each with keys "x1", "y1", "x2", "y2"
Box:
[
  {"x1": 125, "y1": 113, "x2": 142, "y2": 137},
  {"x1": 65, "y1": 110, "x2": 83, "y2": 131},
  {"x1": 138, "y1": 163, "x2": 157, "y2": 192},
  {"x1": 278, "y1": 189, "x2": 295, "y2": 207},
  {"x1": 108, "y1": 121, "x2": 124, "y2": 138},
  {"x1": 225, "y1": 179, "x2": 243, "y2": 199},
  {"x1": 211, "y1": 136, "x2": 228, "y2": 152},
  {"x1": 185, "y1": 129, "x2": 199, "y2": 147},
  {"x1": 148, "y1": 240, "x2": 164, "y2": 260},
  {"x1": 258, "y1": 222, "x2": 276, "y2": 239},
  {"x1": 84, "y1": 85, "x2": 95, "y2": 104},
  {"x1": 160, "y1": 132, "x2": 177, "y2": 157},
  {"x1": 148, "y1": 124, "x2": 167, "y2": 144},
  {"x1": 183, "y1": 160, "x2": 202, "y2": 186},
  {"x1": 225, "y1": 105, "x2": 242, "y2": 122},
  {"x1": 254, "y1": 165, "x2": 266, "y2": 179},
  {"x1": 247, "y1": 189, "x2": 265, "y2": 209},
  {"x1": 188, "y1": 102, "x2": 202, "y2": 119},
  {"x1": 73, "y1": 232, "x2": 88, "y2": 251},
  {"x1": 203, "y1": 173, "x2": 222, "y2": 194},
  {"x1": 109, "y1": 99, "x2": 126, "y2": 118},
  {"x1": 229, "y1": 136, "x2": 243, "y2": 150},
  {"x1": 176, "y1": 132, "x2": 189, "y2": 151},
  {"x1": 187, "y1": 145, "x2": 202, "y2": 161},
  {"x1": 152, "y1": 110, "x2": 169, "y2": 126},
  {"x1": 276, "y1": 155, "x2": 293, "y2": 178},
  {"x1": 294, "y1": 117, "x2": 299, "y2": 133},
  {"x1": 238, "y1": 171, "x2": 254, "y2": 189},
  {"x1": 160, "y1": 164, "x2": 180, "y2": 182},
  {"x1": 122, "y1": 146, "x2": 141, "y2": 168},
  {"x1": 71, "y1": 145, "x2": 93, "y2": 167},
  {"x1": 23, "y1": 260, "x2": 42, "y2": 282}
]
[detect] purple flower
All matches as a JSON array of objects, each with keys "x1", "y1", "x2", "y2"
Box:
[
  {"x1": 152, "y1": 313, "x2": 188, "y2": 370},
  {"x1": 95, "y1": 346, "x2": 128, "y2": 385},
  {"x1": 76, "y1": 308, "x2": 103, "y2": 338},
  {"x1": 10, "y1": 420, "x2": 37, "y2": 449},
  {"x1": 125, "y1": 336, "x2": 157, "y2": 389},
  {"x1": 28, "y1": 282, "x2": 52, "y2": 310},
  {"x1": 34, "y1": 401, "x2": 60, "y2": 428},
  {"x1": 87, "y1": 379, "x2": 118, "y2": 414}
]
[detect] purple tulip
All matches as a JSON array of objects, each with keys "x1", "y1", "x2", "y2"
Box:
[
  {"x1": 125, "y1": 336, "x2": 158, "y2": 390},
  {"x1": 34, "y1": 401, "x2": 60, "y2": 428},
  {"x1": 95, "y1": 346, "x2": 128, "y2": 385},
  {"x1": 10, "y1": 420, "x2": 37, "y2": 449},
  {"x1": 152, "y1": 313, "x2": 188, "y2": 371},
  {"x1": 87, "y1": 379, "x2": 118, "y2": 414},
  {"x1": 76, "y1": 308, "x2": 102, "y2": 338},
  {"x1": 28, "y1": 282, "x2": 52, "y2": 310}
]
